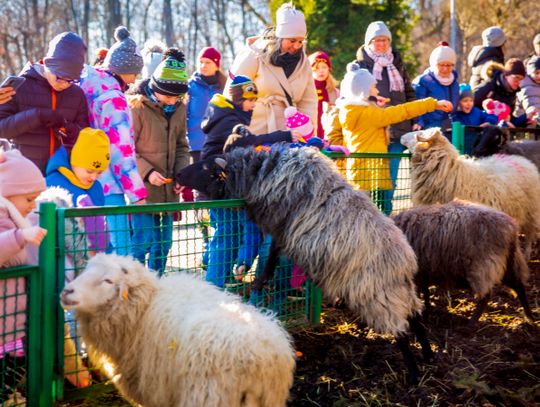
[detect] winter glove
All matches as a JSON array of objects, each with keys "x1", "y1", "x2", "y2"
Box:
[
  {"x1": 57, "y1": 122, "x2": 81, "y2": 149},
  {"x1": 325, "y1": 145, "x2": 350, "y2": 157},
  {"x1": 231, "y1": 124, "x2": 254, "y2": 138},
  {"x1": 37, "y1": 108, "x2": 65, "y2": 128}
]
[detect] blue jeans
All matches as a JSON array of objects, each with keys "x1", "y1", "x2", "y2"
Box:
[
  {"x1": 382, "y1": 142, "x2": 406, "y2": 215},
  {"x1": 131, "y1": 213, "x2": 173, "y2": 276},
  {"x1": 205, "y1": 208, "x2": 261, "y2": 287},
  {"x1": 104, "y1": 194, "x2": 131, "y2": 255},
  {"x1": 249, "y1": 235, "x2": 292, "y2": 314}
]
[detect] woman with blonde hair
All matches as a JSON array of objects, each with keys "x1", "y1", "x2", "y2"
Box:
[{"x1": 225, "y1": 2, "x2": 317, "y2": 134}]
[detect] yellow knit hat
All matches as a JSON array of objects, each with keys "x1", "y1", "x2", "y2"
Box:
[{"x1": 70, "y1": 128, "x2": 110, "y2": 171}]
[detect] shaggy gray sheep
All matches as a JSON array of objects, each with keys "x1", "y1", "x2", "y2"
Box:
[
  {"x1": 401, "y1": 127, "x2": 540, "y2": 259},
  {"x1": 61, "y1": 254, "x2": 295, "y2": 407},
  {"x1": 471, "y1": 125, "x2": 540, "y2": 171},
  {"x1": 177, "y1": 146, "x2": 433, "y2": 384},
  {"x1": 392, "y1": 200, "x2": 534, "y2": 323}
]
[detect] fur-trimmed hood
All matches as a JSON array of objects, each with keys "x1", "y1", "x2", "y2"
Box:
[{"x1": 481, "y1": 62, "x2": 505, "y2": 82}]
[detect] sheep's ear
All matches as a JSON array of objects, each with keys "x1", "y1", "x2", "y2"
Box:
[
  {"x1": 215, "y1": 157, "x2": 227, "y2": 170},
  {"x1": 417, "y1": 128, "x2": 440, "y2": 142}
]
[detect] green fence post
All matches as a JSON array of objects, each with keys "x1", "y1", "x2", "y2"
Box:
[
  {"x1": 38, "y1": 202, "x2": 57, "y2": 406},
  {"x1": 309, "y1": 284, "x2": 322, "y2": 326},
  {"x1": 451, "y1": 121, "x2": 464, "y2": 154},
  {"x1": 26, "y1": 266, "x2": 42, "y2": 407}
]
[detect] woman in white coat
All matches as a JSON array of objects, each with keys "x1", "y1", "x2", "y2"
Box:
[{"x1": 225, "y1": 3, "x2": 317, "y2": 134}]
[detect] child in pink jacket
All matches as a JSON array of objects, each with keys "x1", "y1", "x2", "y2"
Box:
[{"x1": 0, "y1": 149, "x2": 47, "y2": 401}]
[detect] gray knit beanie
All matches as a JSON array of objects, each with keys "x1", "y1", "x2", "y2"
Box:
[
  {"x1": 103, "y1": 26, "x2": 143, "y2": 75},
  {"x1": 43, "y1": 32, "x2": 86, "y2": 80},
  {"x1": 482, "y1": 26, "x2": 506, "y2": 47},
  {"x1": 364, "y1": 21, "x2": 392, "y2": 47}
]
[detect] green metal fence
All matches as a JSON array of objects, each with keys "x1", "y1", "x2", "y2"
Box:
[{"x1": 0, "y1": 151, "x2": 418, "y2": 405}]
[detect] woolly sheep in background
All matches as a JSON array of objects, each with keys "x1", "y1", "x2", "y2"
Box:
[
  {"x1": 177, "y1": 146, "x2": 433, "y2": 385},
  {"x1": 393, "y1": 200, "x2": 534, "y2": 323},
  {"x1": 471, "y1": 125, "x2": 540, "y2": 172},
  {"x1": 402, "y1": 127, "x2": 540, "y2": 259},
  {"x1": 61, "y1": 254, "x2": 295, "y2": 407}
]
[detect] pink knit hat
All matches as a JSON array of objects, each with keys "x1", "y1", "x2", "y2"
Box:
[
  {"x1": 0, "y1": 149, "x2": 46, "y2": 197},
  {"x1": 284, "y1": 106, "x2": 314, "y2": 140}
]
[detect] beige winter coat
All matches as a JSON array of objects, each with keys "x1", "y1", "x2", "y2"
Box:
[
  {"x1": 128, "y1": 86, "x2": 190, "y2": 204},
  {"x1": 225, "y1": 38, "x2": 318, "y2": 134}
]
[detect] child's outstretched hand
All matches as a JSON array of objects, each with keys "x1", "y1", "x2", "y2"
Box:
[
  {"x1": 22, "y1": 226, "x2": 47, "y2": 245},
  {"x1": 436, "y1": 100, "x2": 453, "y2": 112}
]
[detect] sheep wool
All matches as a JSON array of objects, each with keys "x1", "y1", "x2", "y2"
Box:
[
  {"x1": 393, "y1": 200, "x2": 533, "y2": 322},
  {"x1": 179, "y1": 147, "x2": 423, "y2": 336},
  {"x1": 61, "y1": 254, "x2": 295, "y2": 407},
  {"x1": 402, "y1": 128, "x2": 540, "y2": 259}
]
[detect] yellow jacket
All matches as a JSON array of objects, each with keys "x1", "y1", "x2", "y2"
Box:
[{"x1": 337, "y1": 97, "x2": 438, "y2": 190}]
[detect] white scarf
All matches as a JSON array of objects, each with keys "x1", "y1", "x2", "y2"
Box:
[
  {"x1": 364, "y1": 47, "x2": 405, "y2": 92},
  {"x1": 433, "y1": 71, "x2": 455, "y2": 86}
]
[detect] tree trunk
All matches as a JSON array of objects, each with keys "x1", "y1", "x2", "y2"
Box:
[{"x1": 163, "y1": 0, "x2": 174, "y2": 46}]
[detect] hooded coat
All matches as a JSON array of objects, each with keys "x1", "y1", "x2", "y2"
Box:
[
  {"x1": 126, "y1": 79, "x2": 190, "y2": 204},
  {"x1": 353, "y1": 45, "x2": 417, "y2": 141},
  {"x1": 468, "y1": 45, "x2": 504, "y2": 89},
  {"x1": 473, "y1": 63, "x2": 527, "y2": 126},
  {"x1": 334, "y1": 97, "x2": 438, "y2": 191},
  {"x1": 201, "y1": 94, "x2": 292, "y2": 160},
  {"x1": 224, "y1": 37, "x2": 318, "y2": 135},
  {"x1": 78, "y1": 65, "x2": 147, "y2": 203},
  {"x1": 0, "y1": 63, "x2": 89, "y2": 173},
  {"x1": 186, "y1": 73, "x2": 223, "y2": 152},
  {"x1": 516, "y1": 74, "x2": 540, "y2": 116}
]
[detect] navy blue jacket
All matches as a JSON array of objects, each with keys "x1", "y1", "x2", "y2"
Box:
[
  {"x1": 201, "y1": 94, "x2": 292, "y2": 159},
  {"x1": 0, "y1": 63, "x2": 89, "y2": 173},
  {"x1": 451, "y1": 107, "x2": 498, "y2": 127},
  {"x1": 412, "y1": 68, "x2": 459, "y2": 129}
]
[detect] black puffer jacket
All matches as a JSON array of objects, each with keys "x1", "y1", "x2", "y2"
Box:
[
  {"x1": 468, "y1": 45, "x2": 504, "y2": 89},
  {"x1": 353, "y1": 46, "x2": 416, "y2": 141},
  {"x1": 0, "y1": 63, "x2": 89, "y2": 173}
]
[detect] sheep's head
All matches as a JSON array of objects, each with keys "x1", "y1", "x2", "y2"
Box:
[
  {"x1": 471, "y1": 125, "x2": 508, "y2": 157},
  {"x1": 400, "y1": 128, "x2": 451, "y2": 156},
  {"x1": 176, "y1": 156, "x2": 228, "y2": 199},
  {"x1": 60, "y1": 253, "x2": 153, "y2": 313}
]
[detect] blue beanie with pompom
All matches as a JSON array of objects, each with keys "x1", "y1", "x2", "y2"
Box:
[{"x1": 103, "y1": 26, "x2": 144, "y2": 75}]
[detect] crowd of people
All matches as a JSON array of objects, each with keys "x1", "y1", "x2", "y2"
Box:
[{"x1": 0, "y1": 2, "x2": 540, "y2": 396}]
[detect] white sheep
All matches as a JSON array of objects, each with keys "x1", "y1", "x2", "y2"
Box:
[
  {"x1": 401, "y1": 128, "x2": 540, "y2": 259},
  {"x1": 60, "y1": 253, "x2": 295, "y2": 407}
]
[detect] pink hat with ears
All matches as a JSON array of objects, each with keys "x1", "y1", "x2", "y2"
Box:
[
  {"x1": 284, "y1": 106, "x2": 314, "y2": 140},
  {"x1": 0, "y1": 149, "x2": 46, "y2": 197}
]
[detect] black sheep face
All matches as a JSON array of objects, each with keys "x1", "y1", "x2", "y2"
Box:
[
  {"x1": 176, "y1": 157, "x2": 228, "y2": 200},
  {"x1": 471, "y1": 125, "x2": 508, "y2": 157}
]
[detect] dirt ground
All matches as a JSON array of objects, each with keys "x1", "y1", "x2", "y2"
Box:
[{"x1": 61, "y1": 260, "x2": 540, "y2": 407}]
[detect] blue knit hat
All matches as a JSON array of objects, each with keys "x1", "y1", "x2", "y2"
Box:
[
  {"x1": 43, "y1": 32, "x2": 86, "y2": 80},
  {"x1": 103, "y1": 26, "x2": 144, "y2": 75},
  {"x1": 458, "y1": 83, "x2": 473, "y2": 100},
  {"x1": 229, "y1": 74, "x2": 258, "y2": 104}
]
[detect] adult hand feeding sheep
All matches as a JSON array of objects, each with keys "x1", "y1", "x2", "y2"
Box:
[
  {"x1": 60, "y1": 253, "x2": 295, "y2": 407},
  {"x1": 176, "y1": 146, "x2": 433, "y2": 385},
  {"x1": 401, "y1": 127, "x2": 540, "y2": 259},
  {"x1": 392, "y1": 200, "x2": 534, "y2": 323}
]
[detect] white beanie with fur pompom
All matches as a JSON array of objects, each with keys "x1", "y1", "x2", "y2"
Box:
[{"x1": 275, "y1": 2, "x2": 307, "y2": 38}]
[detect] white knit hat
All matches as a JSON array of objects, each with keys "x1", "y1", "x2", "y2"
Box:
[
  {"x1": 275, "y1": 3, "x2": 307, "y2": 38},
  {"x1": 429, "y1": 42, "x2": 456, "y2": 68},
  {"x1": 340, "y1": 63, "x2": 376, "y2": 104},
  {"x1": 364, "y1": 21, "x2": 392, "y2": 46}
]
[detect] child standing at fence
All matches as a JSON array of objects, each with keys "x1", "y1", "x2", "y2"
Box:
[
  {"x1": 0, "y1": 149, "x2": 47, "y2": 402},
  {"x1": 451, "y1": 84, "x2": 498, "y2": 154},
  {"x1": 127, "y1": 48, "x2": 191, "y2": 275},
  {"x1": 45, "y1": 127, "x2": 110, "y2": 255},
  {"x1": 199, "y1": 74, "x2": 295, "y2": 287},
  {"x1": 331, "y1": 63, "x2": 452, "y2": 214}
]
